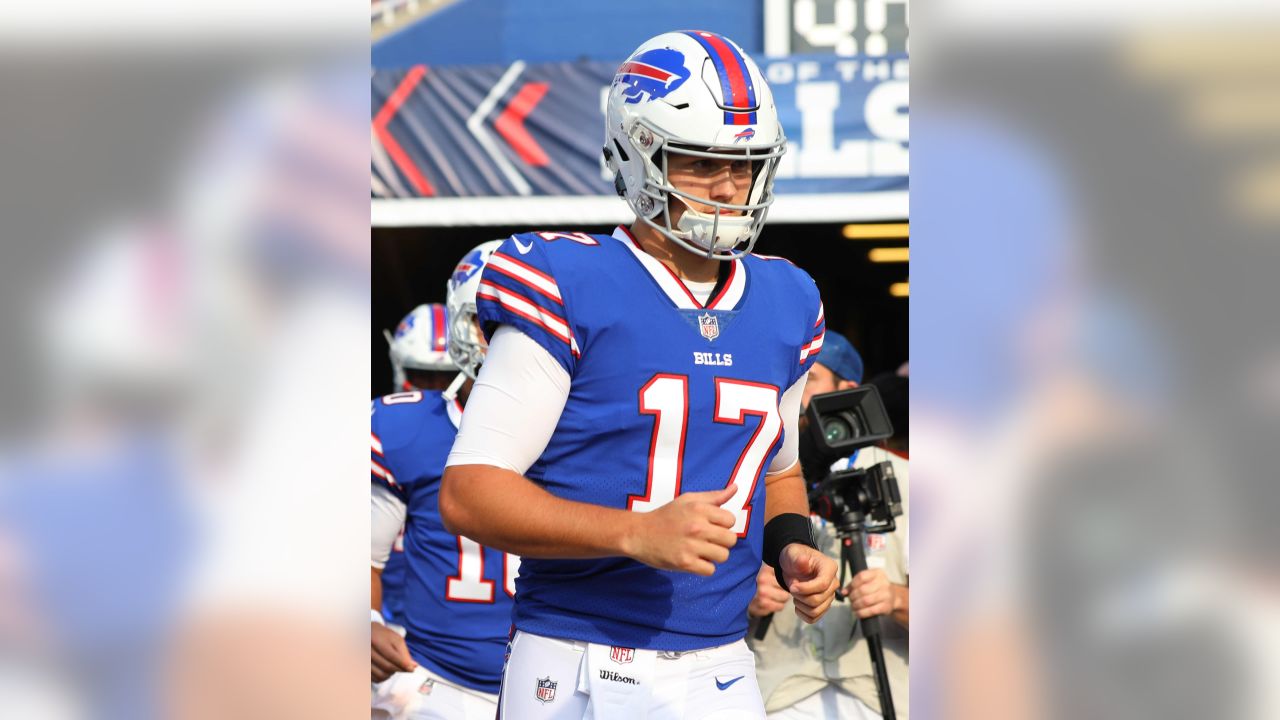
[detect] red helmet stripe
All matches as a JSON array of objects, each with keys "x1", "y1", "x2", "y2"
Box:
[
  {"x1": 431, "y1": 303, "x2": 447, "y2": 350},
  {"x1": 699, "y1": 33, "x2": 749, "y2": 110},
  {"x1": 618, "y1": 61, "x2": 673, "y2": 82}
]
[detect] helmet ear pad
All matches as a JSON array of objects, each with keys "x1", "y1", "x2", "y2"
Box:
[{"x1": 603, "y1": 146, "x2": 629, "y2": 199}]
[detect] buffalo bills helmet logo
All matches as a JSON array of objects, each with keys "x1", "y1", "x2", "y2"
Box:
[
  {"x1": 615, "y1": 48, "x2": 690, "y2": 104},
  {"x1": 394, "y1": 315, "x2": 414, "y2": 338},
  {"x1": 733, "y1": 127, "x2": 756, "y2": 143},
  {"x1": 450, "y1": 249, "x2": 484, "y2": 288}
]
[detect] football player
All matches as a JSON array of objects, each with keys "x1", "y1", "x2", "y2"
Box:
[
  {"x1": 370, "y1": 240, "x2": 518, "y2": 720},
  {"x1": 441, "y1": 31, "x2": 839, "y2": 719},
  {"x1": 378, "y1": 302, "x2": 460, "y2": 627}
]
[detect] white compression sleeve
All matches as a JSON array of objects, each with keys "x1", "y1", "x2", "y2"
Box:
[
  {"x1": 370, "y1": 482, "x2": 406, "y2": 568},
  {"x1": 767, "y1": 372, "x2": 809, "y2": 475},
  {"x1": 445, "y1": 325, "x2": 571, "y2": 475}
]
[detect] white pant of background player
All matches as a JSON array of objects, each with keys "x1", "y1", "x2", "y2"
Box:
[
  {"x1": 371, "y1": 664, "x2": 498, "y2": 720},
  {"x1": 498, "y1": 630, "x2": 766, "y2": 719}
]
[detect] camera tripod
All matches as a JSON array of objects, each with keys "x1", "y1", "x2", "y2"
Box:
[
  {"x1": 752, "y1": 518, "x2": 897, "y2": 720},
  {"x1": 832, "y1": 520, "x2": 896, "y2": 720}
]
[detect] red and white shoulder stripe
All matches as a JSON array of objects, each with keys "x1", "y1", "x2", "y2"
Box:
[
  {"x1": 800, "y1": 330, "x2": 825, "y2": 364},
  {"x1": 487, "y1": 251, "x2": 564, "y2": 306},
  {"x1": 371, "y1": 432, "x2": 398, "y2": 485},
  {"x1": 751, "y1": 252, "x2": 796, "y2": 266},
  {"x1": 476, "y1": 280, "x2": 581, "y2": 357},
  {"x1": 800, "y1": 302, "x2": 826, "y2": 364}
]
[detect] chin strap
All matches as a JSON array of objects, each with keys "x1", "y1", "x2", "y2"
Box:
[{"x1": 441, "y1": 371, "x2": 467, "y2": 401}]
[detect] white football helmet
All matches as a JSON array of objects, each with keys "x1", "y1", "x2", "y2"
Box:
[
  {"x1": 445, "y1": 239, "x2": 504, "y2": 381},
  {"x1": 605, "y1": 30, "x2": 786, "y2": 260},
  {"x1": 384, "y1": 303, "x2": 454, "y2": 391}
]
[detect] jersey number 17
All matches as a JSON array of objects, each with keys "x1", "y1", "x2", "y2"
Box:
[{"x1": 628, "y1": 374, "x2": 782, "y2": 536}]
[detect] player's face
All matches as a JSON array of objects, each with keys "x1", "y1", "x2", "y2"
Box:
[{"x1": 665, "y1": 152, "x2": 753, "y2": 222}]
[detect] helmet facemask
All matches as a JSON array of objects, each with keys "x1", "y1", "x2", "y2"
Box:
[
  {"x1": 645, "y1": 134, "x2": 784, "y2": 259},
  {"x1": 446, "y1": 302, "x2": 487, "y2": 381},
  {"x1": 443, "y1": 239, "x2": 503, "y2": 398},
  {"x1": 606, "y1": 117, "x2": 778, "y2": 260}
]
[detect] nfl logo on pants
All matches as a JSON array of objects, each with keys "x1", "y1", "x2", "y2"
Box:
[
  {"x1": 610, "y1": 646, "x2": 635, "y2": 664},
  {"x1": 536, "y1": 676, "x2": 557, "y2": 704}
]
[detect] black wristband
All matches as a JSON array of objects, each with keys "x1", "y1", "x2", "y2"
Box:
[{"x1": 763, "y1": 513, "x2": 817, "y2": 590}]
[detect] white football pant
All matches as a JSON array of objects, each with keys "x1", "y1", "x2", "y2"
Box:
[{"x1": 498, "y1": 630, "x2": 766, "y2": 720}]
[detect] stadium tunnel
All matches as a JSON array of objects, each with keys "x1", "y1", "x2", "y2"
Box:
[{"x1": 373, "y1": 222, "x2": 907, "y2": 397}]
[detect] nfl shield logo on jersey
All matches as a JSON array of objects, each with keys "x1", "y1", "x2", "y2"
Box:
[
  {"x1": 699, "y1": 313, "x2": 720, "y2": 341},
  {"x1": 610, "y1": 646, "x2": 635, "y2": 665},
  {"x1": 536, "y1": 677, "x2": 557, "y2": 704}
]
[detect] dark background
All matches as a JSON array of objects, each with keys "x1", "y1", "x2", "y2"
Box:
[{"x1": 372, "y1": 222, "x2": 908, "y2": 397}]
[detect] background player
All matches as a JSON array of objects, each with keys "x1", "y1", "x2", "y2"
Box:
[
  {"x1": 378, "y1": 301, "x2": 458, "y2": 627},
  {"x1": 441, "y1": 31, "x2": 838, "y2": 719},
  {"x1": 370, "y1": 240, "x2": 517, "y2": 720},
  {"x1": 384, "y1": 302, "x2": 456, "y2": 393}
]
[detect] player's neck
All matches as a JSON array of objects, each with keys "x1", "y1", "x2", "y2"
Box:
[
  {"x1": 629, "y1": 222, "x2": 719, "y2": 283},
  {"x1": 456, "y1": 379, "x2": 474, "y2": 408}
]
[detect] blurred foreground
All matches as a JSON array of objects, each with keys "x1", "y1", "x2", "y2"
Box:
[{"x1": 914, "y1": 4, "x2": 1280, "y2": 720}]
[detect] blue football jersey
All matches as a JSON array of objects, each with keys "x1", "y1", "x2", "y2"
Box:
[
  {"x1": 379, "y1": 527, "x2": 407, "y2": 623},
  {"x1": 371, "y1": 390, "x2": 518, "y2": 694},
  {"x1": 476, "y1": 226, "x2": 825, "y2": 651}
]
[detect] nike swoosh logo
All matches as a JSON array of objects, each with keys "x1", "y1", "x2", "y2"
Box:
[
  {"x1": 715, "y1": 675, "x2": 744, "y2": 691},
  {"x1": 513, "y1": 238, "x2": 533, "y2": 255}
]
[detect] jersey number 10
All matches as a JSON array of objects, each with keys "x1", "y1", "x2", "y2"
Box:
[
  {"x1": 628, "y1": 374, "x2": 782, "y2": 536},
  {"x1": 446, "y1": 537, "x2": 520, "y2": 603}
]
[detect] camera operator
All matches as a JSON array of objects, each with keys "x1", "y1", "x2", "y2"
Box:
[{"x1": 747, "y1": 332, "x2": 910, "y2": 720}]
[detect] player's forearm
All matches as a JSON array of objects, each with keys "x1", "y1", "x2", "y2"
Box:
[
  {"x1": 441, "y1": 464, "x2": 639, "y2": 559},
  {"x1": 763, "y1": 464, "x2": 810, "y2": 522}
]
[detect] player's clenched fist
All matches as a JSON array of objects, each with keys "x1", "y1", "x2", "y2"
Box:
[
  {"x1": 778, "y1": 544, "x2": 839, "y2": 623},
  {"x1": 624, "y1": 485, "x2": 740, "y2": 575},
  {"x1": 371, "y1": 622, "x2": 416, "y2": 683}
]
